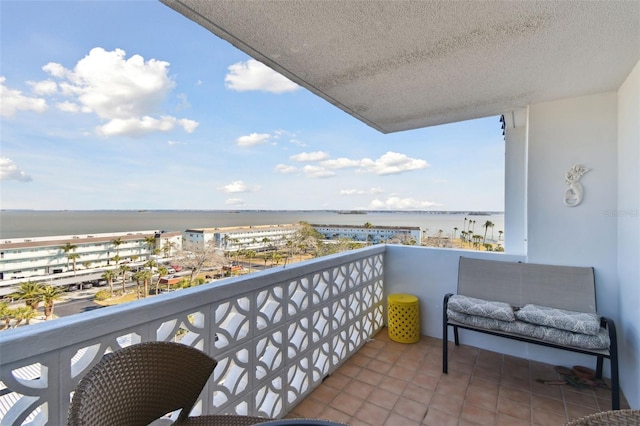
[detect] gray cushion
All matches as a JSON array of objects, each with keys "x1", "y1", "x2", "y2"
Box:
[
  {"x1": 515, "y1": 304, "x2": 601, "y2": 336},
  {"x1": 448, "y1": 295, "x2": 515, "y2": 322},
  {"x1": 447, "y1": 310, "x2": 610, "y2": 350}
]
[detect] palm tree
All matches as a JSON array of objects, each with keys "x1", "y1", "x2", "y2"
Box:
[
  {"x1": 453, "y1": 227, "x2": 458, "y2": 240},
  {"x1": 155, "y1": 266, "x2": 168, "y2": 295},
  {"x1": 463, "y1": 217, "x2": 467, "y2": 233},
  {"x1": 102, "y1": 269, "x2": 118, "y2": 297},
  {"x1": 498, "y1": 230, "x2": 504, "y2": 241},
  {"x1": 0, "y1": 302, "x2": 12, "y2": 330},
  {"x1": 10, "y1": 281, "x2": 44, "y2": 312},
  {"x1": 68, "y1": 252, "x2": 80, "y2": 274},
  {"x1": 246, "y1": 250, "x2": 256, "y2": 273},
  {"x1": 12, "y1": 306, "x2": 35, "y2": 327},
  {"x1": 60, "y1": 242, "x2": 78, "y2": 270},
  {"x1": 118, "y1": 264, "x2": 131, "y2": 293},
  {"x1": 82, "y1": 261, "x2": 91, "y2": 270},
  {"x1": 41, "y1": 285, "x2": 64, "y2": 320},
  {"x1": 482, "y1": 220, "x2": 494, "y2": 244},
  {"x1": 144, "y1": 236, "x2": 156, "y2": 259},
  {"x1": 363, "y1": 222, "x2": 373, "y2": 245},
  {"x1": 132, "y1": 270, "x2": 145, "y2": 299},
  {"x1": 111, "y1": 237, "x2": 124, "y2": 256}
]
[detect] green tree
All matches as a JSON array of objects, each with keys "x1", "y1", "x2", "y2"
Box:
[
  {"x1": 363, "y1": 222, "x2": 373, "y2": 245},
  {"x1": 41, "y1": 285, "x2": 64, "y2": 320},
  {"x1": 0, "y1": 302, "x2": 12, "y2": 330},
  {"x1": 102, "y1": 269, "x2": 118, "y2": 297},
  {"x1": 144, "y1": 235, "x2": 156, "y2": 260},
  {"x1": 246, "y1": 250, "x2": 256, "y2": 273},
  {"x1": 154, "y1": 266, "x2": 169, "y2": 295},
  {"x1": 82, "y1": 261, "x2": 92, "y2": 270},
  {"x1": 10, "y1": 281, "x2": 44, "y2": 312},
  {"x1": 60, "y1": 242, "x2": 78, "y2": 270},
  {"x1": 68, "y1": 252, "x2": 80, "y2": 274},
  {"x1": 482, "y1": 220, "x2": 494, "y2": 244},
  {"x1": 132, "y1": 270, "x2": 151, "y2": 299},
  {"x1": 12, "y1": 306, "x2": 35, "y2": 327},
  {"x1": 111, "y1": 237, "x2": 124, "y2": 256},
  {"x1": 118, "y1": 264, "x2": 131, "y2": 293}
]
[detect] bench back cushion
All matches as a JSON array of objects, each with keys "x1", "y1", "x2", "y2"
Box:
[{"x1": 457, "y1": 257, "x2": 596, "y2": 313}]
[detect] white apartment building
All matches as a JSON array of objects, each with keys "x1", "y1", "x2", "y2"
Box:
[
  {"x1": 312, "y1": 224, "x2": 422, "y2": 245},
  {"x1": 183, "y1": 224, "x2": 302, "y2": 252},
  {"x1": 0, "y1": 230, "x2": 182, "y2": 286}
]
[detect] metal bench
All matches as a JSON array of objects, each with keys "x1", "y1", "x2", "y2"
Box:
[{"x1": 443, "y1": 256, "x2": 620, "y2": 410}]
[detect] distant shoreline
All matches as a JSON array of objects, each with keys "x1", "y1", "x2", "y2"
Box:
[{"x1": 0, "y1": 210, "x2": 504, "y2": 240}]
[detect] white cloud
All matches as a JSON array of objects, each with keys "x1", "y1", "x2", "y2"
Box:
[
  {"x1": 167, "y1": 140, "x2": 185, "y2": 146},
  {"x1": 290, "y1": 151, "x2": 330, "y2": 162},
  {"x1": 27, "y1": 79, "x2": 57, "y2": 95},
  {"x1": 340, "y1": 187, "x2": 384, "y2": 196},
  {"x1": 274, "y1": 164, "x2": 298, "y2": 174},
  {"x1": 0, "y1": 76, "x2": 48, "y2": 117},
  {"x1": 369, "y1": 196, "x2": 442, "y2": 210},
  {"x1": 219, "y1": 181, "x2": 248, "y2": 193},
  {"x1": 0, "y1": 157, "x2": 33, "y2": 182},
  {"x1": 42, "y1": 62, "x2": 67, "y2": 78},
  {"x1": 225, "y1": 59, "x2": 299, "y2": 93},
  {"x1": 321, "y1": 157, "x2": 361, "y2": 169},
  {"x1": 39, "y1": 47, "x2": 198, "y2": 136},
  {"x1": 290, "y1": 138, "x2": 306, "y2": 147},
  {"x1": 236, "y1": 132, "x2": 271, "y2": 147},
  {"x1": 359, "y1": 151, "x2": 429, "y2": 175},
  {"x1": 432, "y1": 178, "x2": 448, "y2": 183},
  {"x1": 303, "y1": 165, "x2": 335, "y2": 178},
  {"x1": 56, "y1": 101, "x2": 80, "y2": 113},
  {"x1": 225, "y1": 198, "x2": 245, "y2": 206},
  {"x1": 96, "y1": 116, "x2": 198, "y2": 137}
]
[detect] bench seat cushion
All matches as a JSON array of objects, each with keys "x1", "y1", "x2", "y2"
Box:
[
  {"x1": 515, "y1": 304, "x2": 601, "y2": 336},
  {"x1": 447, "y1": 295, "x2": 516, "y2": 322},
  {"x1": 447, "y1": 309, "x2": 610, "y2": 350}
]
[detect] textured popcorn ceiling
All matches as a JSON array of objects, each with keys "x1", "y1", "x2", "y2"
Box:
[{"x1": 161, "y1": 0, "x2": 640, "y2": 133}]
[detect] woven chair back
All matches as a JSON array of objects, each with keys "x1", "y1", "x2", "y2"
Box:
[{"x1": 67, "y1": 341, "x2": 216, "y2": 426}]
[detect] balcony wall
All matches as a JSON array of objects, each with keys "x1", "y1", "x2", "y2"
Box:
[
  {"x1": 0, "y1": 246, "x2": 385, "y2": 425},
  {"x1": 1, "y1": 243, "x2": 636, "y2": 425}
]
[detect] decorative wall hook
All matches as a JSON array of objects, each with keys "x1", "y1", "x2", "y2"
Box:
[{"x1": 563, "y1": 164, "x2": 590, "y2": 207}]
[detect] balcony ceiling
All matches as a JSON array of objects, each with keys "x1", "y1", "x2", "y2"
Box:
[{"x1": 161, "y1": 0, "x2": 640, "y2": 133}]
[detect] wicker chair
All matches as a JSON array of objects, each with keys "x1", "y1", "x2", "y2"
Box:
[
  {"x1": 67, "y1": 341, "x2": 270, "y2": 426},
  {"x1": 566, "y1": 409, "x2": 640, "y2": 425}
]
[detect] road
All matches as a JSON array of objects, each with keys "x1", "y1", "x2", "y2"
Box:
[{"x1": 54, "y1": 296, "x2": 104, "y2": 317}]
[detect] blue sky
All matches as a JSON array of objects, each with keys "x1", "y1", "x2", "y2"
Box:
[{"x1": 0, "y1": 1, "x2": 504, "y2": 211}]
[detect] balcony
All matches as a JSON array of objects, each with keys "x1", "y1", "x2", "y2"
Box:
[{"x1": 0, "y1": 245, "x2": 630, "y2": 425}]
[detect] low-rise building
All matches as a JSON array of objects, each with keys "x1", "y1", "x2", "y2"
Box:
[
  {"x1": 311, "y1": 224, "x2": 422, "y2": 245},
  {"x1": 183, "y1": 224, "x2": 302, "y2": 252},
  {"x1": 0, "y1": 230, "x2": 183, "y2": 292}
]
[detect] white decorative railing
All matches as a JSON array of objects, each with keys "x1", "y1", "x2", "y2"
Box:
[{"x1": 0, "y1": 246, "x2": 385, "y2": 425}]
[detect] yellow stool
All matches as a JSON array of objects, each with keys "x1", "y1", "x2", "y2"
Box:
[{"x1": 387, "y1": 293, "x2": 420, "y2": 343}]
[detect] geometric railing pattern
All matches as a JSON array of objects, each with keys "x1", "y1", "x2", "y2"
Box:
[{"x1": 0, "y1": 246, "x2": 385, "y2": 425}]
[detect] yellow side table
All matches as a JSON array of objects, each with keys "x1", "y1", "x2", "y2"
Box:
[{"x1": 387, "y1": 293, "x2": 420, "y2": 343}]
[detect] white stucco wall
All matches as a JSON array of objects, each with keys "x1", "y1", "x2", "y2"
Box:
[
  {"x1": 527, "y1": 92, "x2": 619, "y2": 320},
  {"x1": 617, "y1": 60, "x2": 640, "y2": 409}
]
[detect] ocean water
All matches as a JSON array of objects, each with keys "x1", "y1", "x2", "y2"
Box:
[{"x1": 0, "y1": 210, "x2": 504, "y2": 240}]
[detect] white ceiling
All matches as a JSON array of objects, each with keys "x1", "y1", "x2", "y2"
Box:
[{"x1": 161, "y1": 0, "x2": 640, "y2": 134}]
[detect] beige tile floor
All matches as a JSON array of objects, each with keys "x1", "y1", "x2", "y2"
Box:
[{"x1": 286, "y1": 328, "x2": 628, "y2": 426}]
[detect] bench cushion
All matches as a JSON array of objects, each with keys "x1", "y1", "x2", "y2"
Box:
[
  {"x1": 515, "y1": 304, "x2": 601, "y2": 336},
  {"x1": 447, "y1": 295, "x2": 516, "y2": 322},
  {"x1": 446, "y1": 309, "x2": 610, "y2": 350}
]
